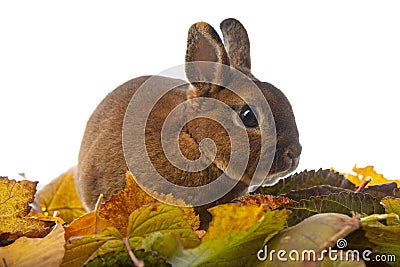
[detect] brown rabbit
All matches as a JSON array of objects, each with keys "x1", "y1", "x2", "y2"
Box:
[{"x1": 76, "y1": 18, "x2": 301, "y2": 227}]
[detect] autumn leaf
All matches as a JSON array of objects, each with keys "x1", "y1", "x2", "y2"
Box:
[
  {"x1": 0, "y1": 222, "x2": 65, "y2": 267},
  {"x1": 138, "y1": 232, "x2": 181, "y2": 259},
  {"x1": 64, "y1": 209, "x2": 109, "y2": 241},
  {"x1": 169, "y1": 207, "x2": 288, "y2": 267},
  {"x1": 85, "y1": 249, "x2": 172, "y2": 267},
  {"x1": 381, "y1": 197, "x2": 400, "y2": 216},
  {"x1": 98, "y1": 172, "x2": 160, "y2": 236},
  {"x1": 27, "y1": 211, "x2": 65, "y2": 224},
  {"x1": 360, "y1": 183, "x2": 400, "y2": 199},
  {"x1": 3, "y1": 165, "x2": 400, "y2": 266},
  {"x1": 62, "y1": 204, "x2": 200, "y2": 267},
  {"x1": 233, "y1": 194, "x2": 294, "y2": 210},
  {"x1": 127, "y1": 204, "x2": 200, "y2": 249},
  {"x1": 62, "y1": 227, "x2": 124, "y2": 267},
  {"x1": 0, "y1": 177, "x2": 54, "y2": 240},
  {"x1": 284, "y1": 192, "x2": 384, "y2": 226},
  {"x1": 257, "y1": 169, "x2": 356, "y2": 196},
  {"x1": 344, "y1": 165, "x2": 400, "y2": 187},
  {"x1": 378, "y1": 197, "x2": 400, "y2": 226},
  {"x1": 0, "y1": 177, "x2": 37, "y2": 217},
  {"x1": 34, "y1": 169, "x2": 85, "y2": 223},
  {"x1": 262, "y1": 213, "x2": 362, "y2": 266},
  {"x1": 280, "y1": 182, "x2": 399, "y2": 201},
  {"x1": 360, "y1": 214, "x2": 400, "y2": 267},
  {"x1": 282, "y1": 185, "x2": 354, "y2": 201},
  {"x1": 202, "y1": 204, "x2": 272, "y2": 242}
]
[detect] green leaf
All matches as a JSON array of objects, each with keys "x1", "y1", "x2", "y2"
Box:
[
  {"x1": 138, "y1": 232, "x2": 181, "y2": 259},
  {"x1": 62, "y1": 227, "x2": 125, "y2": 267},
  {"x1": 169, "y1": 209, "x2": 288, "y2": 267},
  {"x1": 344, "y1": 229, "x2": 377, "y2": 252},
  {"x1": 261, "y1": 213, "x2": 361, "y2": 267},
  {"x1": 283, "y1": 185, "x2": 353, "y2": 201},
  {"x1": 361, "y1": 216, "x2": 400, "y2": 266},
  {"x1": 62, "y1": 204, "x2": 199, "y2": 267},
  {"x1": 318, "y1": 252, "x2": 366, "y2": 267},
  {"x1": 284, "y1": 192, "x2": 384, "y2": 226},
  {"x1": 86, "y1": 249, "x2": 172, "y2": 267},
  {"x1": 381, "y1": 197, "x2": 400, "y2": 216},
  {"x1": 363, "y1": 226, "x2": 400, "y2": 266},
  {"x1": 127, "y1": 204, "x2": 200, "y2": 249},
  {"x1": 257, "y1": 169, "x2": 355, "y2": 196}
]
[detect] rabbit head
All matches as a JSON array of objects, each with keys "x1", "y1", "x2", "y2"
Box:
[{"x1": 181, "y1": 18, "x2": 301, "y2": 190}]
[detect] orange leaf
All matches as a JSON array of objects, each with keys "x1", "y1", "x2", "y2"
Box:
[
  {"x1": 98, "y1": 172, "x2": 159, "y2": 236},
  {"x1": 64, "y1": 210, "x2": 109, "y2": 241}
]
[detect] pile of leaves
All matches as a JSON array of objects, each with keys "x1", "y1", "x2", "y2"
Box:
[{"x1": 0, "y1": 166, "x2": 400, "y2": 266}]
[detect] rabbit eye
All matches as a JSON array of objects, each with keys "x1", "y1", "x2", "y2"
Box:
[{"x1": 239, "y1": 105, "x2": 258, "y2": 128}]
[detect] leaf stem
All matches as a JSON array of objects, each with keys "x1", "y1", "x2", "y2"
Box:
[
  {"x1": 122, "y1": 238, "x2": 144, "y2": 267},
  {"x1": 360, "y1": 213, "x2": 400, "y2": 223},
  {"x1": 94, "y1": 194, "x2": 104, "y2": 212},
  {"x1": 355, "y1": 177, "x2": 372, "y2": 193}
]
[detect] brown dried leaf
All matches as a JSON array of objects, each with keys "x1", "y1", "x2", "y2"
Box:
[{"x1": 233, "y1": 194, "x2": 294, "y2": 210}]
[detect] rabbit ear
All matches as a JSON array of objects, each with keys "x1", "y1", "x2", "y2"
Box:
[
  {"x1": 220, "y1": 18, "x2": 255, "y2": 79},
  {"x1": 185, "y1": 22, "x2": 230, "y2": 97}
]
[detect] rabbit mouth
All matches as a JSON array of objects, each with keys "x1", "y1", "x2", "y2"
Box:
[
  {"x1": 263, "y1": 157, "x2": 300, "y2": 181},
  {"x1": 267, "y1": 157, "x2": 299, "y2": 183},
  {"x1": 249, "y1": 152, "x2": 300, "y2": 191}
]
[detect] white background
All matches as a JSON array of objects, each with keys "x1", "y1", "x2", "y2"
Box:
[{"x1": 1, "y1": 1, "x2": 399, "y2": 186}]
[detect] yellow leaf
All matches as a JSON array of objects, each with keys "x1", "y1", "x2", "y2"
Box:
[
  {"x1": 98, "y1": 172, "x2": 160, "y2": 236},
  {"x1": 35, "y1": 169, "x2": 85, "y2": 222},
  {"x1": 0, "y1": 177, "x2": 54, "y2": 240},
  {"x1": 0, "y1": 177, "x2": 36, "y2": 217},
  {"x1": 344, "y1": 165, "x2": 400, "y2": 187},
  {"x1": 181, "y1": 208, "x2": 200, "y2": 232},
  {"x1": 202, "y1": 203, "x2": 267, "y2": 242},
  {"x1": 0, "y1": 222, "x2": 65, "y2": 267}
]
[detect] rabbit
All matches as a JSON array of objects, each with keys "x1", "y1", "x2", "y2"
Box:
[{"x1": 76, "y1": 18, "x2": 301, "y2": 227}]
